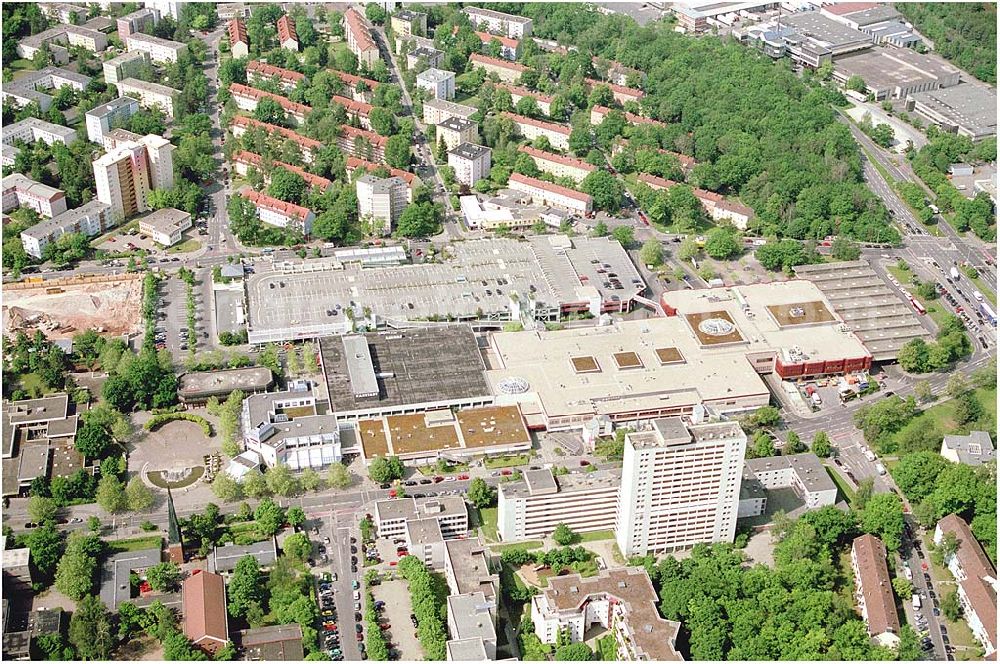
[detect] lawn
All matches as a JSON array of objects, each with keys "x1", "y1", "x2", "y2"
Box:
[
  {"x1": 894, "y1": 386, "x2": 997, "y2": 447},
  {"x1": 167, "y1": 238, "x2": 202, "y2": 254},
  {"x1": 490, "y1": 540, "x2": 543, "y2": 554},
  {"x1": 477, "y1": 506, "x2": 499, "y2": 542},
  {"x1": 416, "y1": 460, "x2": 471, "y2": 476},
  {"x1": 15, "y1": 372, "x2": 56, "y2": 399},
  {"x1": 106, "y1": 535, "x2": 164, "y2": 555},
  {"x1": 887, "y1": 264, "x2": 951, "y2": 330},
  {"x1": 596, "y1": 635, "x2": 617, "y2": 661},
  {"x1": 484, "y1": 453, "x2": 532, "y2": 469},
  {"x1": 576, "y1": 530, "x2": 615, "y2": 543}
]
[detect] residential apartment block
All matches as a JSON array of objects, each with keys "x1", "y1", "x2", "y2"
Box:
[
  {"x1": 344, "y1": 8, "x2": 380, "y2": 68},
  {"x1": 85, "y1": 97, "x2": 140, "y2": 144},
  {"x1": 474, "y1": 30, "x2": 520, "y2": 60},
  {"x1": 496, "y1": 83, "x2": 553, "y2": 116},
  {"x1": 498, "y1": 467, "x2": 620, "y2": 541},
  {"x1": 93, "y1": 134, "x2": 175, "y2": 221},
  {"x1": 501, "y1": 112, "x2": 571, "y2": 150},
  {"x1": 507, "y1": 173, "x2": 593, "y2": 215},
  {"x1": 345, "y1": 156, "x2": 416, "y2": 202},
  {"x1": 102, "y1": 50, "x2": 151, "y2": 85},
  {"x1": 2, "y1": 173, "x2": 68, "y2": 219},
  {"x1": 232, "y1": 152, "x2": 332, "y2": 192},
  {"x1": 2, "y1": 118, "x2": 77, "y2": 147},
  {"x1": 470, "y1": 53, "x2": 528, "y2": 83},
  {"x1": 584, "y1": 78, "x2": 644, "y2": 105},
  {"x1": 277, "y1": 15, "x2": 298, "y2": 51},
  {"x1": 589, "y1": 105, "x2": 665, "y2": 129},
  {"x1": 357, "y1": 174, "x2": 408, "y2": 236},
  {"x1": 422, "y1": 98, "x2": 477, "y2": 126},
  {"x1": 42, "y1": 3, "x2": 87, "y2": 24},
  {"x1": 230, "y1": 83, "x2": 311, "y2": 126},
  {"x1": 446, "y1": 593, "x2": 498, "y2": 660},
  {"x1": 117, "y1": 7, "x2": 160, "y2": 39},
  {"x1": 638, "y1": 173, "x2": 754, "y2": 229},
  {"x1": 238, "y1": 188, "x2": 315, "y2": 236},
  {"x1": 327, "y1": 69, "x2": 380, "y2": 103},
  {"x1": 331, "y1": 95, "x2": 374, "y2": 130},
  {"x1": 230, "y1": 116, "x2": 322, "y2": 163},
  {"x1": 851, "y1": 534, "x2": 901, "y2": 648},
  {"x1": 228, "y1": 17, "x2": 249, "y2": 58},
  {"x1": 407, "y1": 45, "x2": 444, "y2": 70},
  {"x1": 616, "y1": 418, "x2": 747, "y2": 557},
  {"x1": 416, "y1": 68, "x2": 456, "y2": 100},
  {"x1": 531, "y1": 568, "x2": 681, "y2": 660},
  {"x1": 246, "y1": 60, "x2": 305, "y2": 92},
  {"x1": 940, "y1": 431, "x2": 995, "y2": 466},
  {"x1": 17, "y1": 24, "x2": 107, "y2": 61},
  {"x1": 2, "y1": 67, "x2": 91, "y2": 112},
  {"x1": 436, "y1": 116, "x2": 479, "y2": 150},
  {"x1": 463, "y1": 7, "x2": 533, "y2": 39},
  {"x1": 116, "y1": 78, "x2": 179, "y2": 120},
  {"x1": 126, "y1": 32, "x2": 188, "y2": 63},
  {"x1": 518, "y1": 145, "x2": 595, "y2": 183},
  {"x1": 738, "y1": 453, "x2": 838, "y2": 517},
  {"x1": 448, "y1": 143, "x2": 492, "y2": 187},
  {"x1": 20, "y1": 200, "x2": 112, "y2": 258},
  {"x1": 391, "y1": 9, "x2": 427, "y2": 37},
  {"x1": 934, "y1": 514, "x2": 997, "y2": 657},
  {"x1": 373, "y1": 496, "x2": 468, "y2": 540},
  {"x1": 336, "y1": 125, "x2": 387, "y2": 163}
]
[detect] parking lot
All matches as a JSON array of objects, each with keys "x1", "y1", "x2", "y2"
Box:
[
  {"x1": 370, "y1": 579, "x2": 422, "y2": 661},
  {"x1": 156, "y1": 275, "x2": 205, "y2": 356},
  {"x1": 95, "y1": 225, "x2": 162, "y2": 255}
]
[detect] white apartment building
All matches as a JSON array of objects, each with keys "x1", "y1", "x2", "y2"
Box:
[
  {"x1": 344, "y1": 8, "x2": 380, "y2": 68},
  {"x1": 356, "y1": 174, "x2": 408, "y2": 236},
  {"x1": 497, "y1": 468, "x2": 620, "y2": 541},
  {"x1": 390, "y1": 9, "x2": 427, "y2": 37},
  {"x1": 2, "y1": 173, "x2": 68, "y2": 219},
  {"x1": 462, "y1": 6, "x2": 533, "y2": 38},
  {"x1": 239, "y1": 188, "x2": 315, "y2": 235},
  {"x1": 436, "y1": 117, "x2": 479, "y2": 150},
  {"x1": 531, "y1": 568, "x2": 682, "y2": 661},
  {"x1": 373, "y1": 496, "x2": 468, "y2": 540},
  {"x1": 43, "y1": 3, "x2": 87, "y2": 24},
  {"x1": 126, "y1": 32, "x2": 188, "y2": 63},
  {"x1": 851, "y1": 534, "x2": 902, "y2": 648},
  {"x1": 518, "y1": 145, "x2": 595, "y2": 183},
  {"x1": 497, "y1": 83, "x2": 553, "y2": 116},
  {"x1": 138, "y1": 207, "x2": 192, "y2": 247},
  {"x1": 2, "y1": 118, "x2": 77, "y2": 147},
  {"x1": 501, "y1": 112, "x2": 571, "y2": 151},
  {"x1": 144, "y1": 0, "x2": 182, "y2": 20},
  {"x1": 738, "y1": 452, "x2": 838, "y2": 517},
  {"x1": 277, "y1": 15, "x2": 299, "y2": 51},
  {"x1": 616, "y1": 418, "x2": 747, "y2": 557},
  {"x1": 405, "y1": 518, "x2": 447, "y2": 569},
  {"x1": 85, "y1": 97, "x2": 140, "y2": 144},
  {"x1": 448, "y1": 143, "x2": 491, "y2": 187},
  {"x1": 229, "y1": 83, "x2": 311, "y2": 126},
  {"x1": 934, "y1": 514, "x2": 997, "y2": 657},
  {"x1": 16, "y1": 24, "x2": 107, "y2": 60},
  {"x1": 102, "y1": 50, "x2": 151, "y2": 85},
  {"x1": 407, "y1": 45, "x2": 444, "y2": 71},
  {"x1": 507, "y1": 173, "x2": 593, "y2": 215},
  {"x1": 116, "y1": 7, "x2": 160, "y2": 39},
  {"x1": 422, "y1": 99, "x2": 477, "y2": 126},
  {"x1": 116, "y1": 78, "x2": 179, "y2": 120},
  {"x1": 2, "y1": 67, "x2": 91, "y2": 112},
  {"x1": 20, "y1": 200, "x2": 112, "y2": 258},
  {"x1": 227, "y1": 18, "x2": 249, "y2": 59},
  {"x1": 246, "y1": 60, "x2": 306, "y2": 93},
  {"x1": 416, "y1": 68, "x2": 456, "y2": 100},
  {"x1": 93, "y1": 134, "x2": 174, "y2": 221}
]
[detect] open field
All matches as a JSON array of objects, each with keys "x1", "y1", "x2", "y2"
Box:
[{"x1": 2, "y1": 275, "x2": 144, "y2": 339}]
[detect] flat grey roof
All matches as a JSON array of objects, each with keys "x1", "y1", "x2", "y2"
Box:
[
  {"x1": 444, "y1": 538, "x2": 498, "y2": 598},
  {"x1": 99, "y1": 548, "x2": 162, "y2": 610},
  {"x1": 405, "y1": 517, "x2": 443, "y2": 545},
  {"x1": 908, "y1": 82, "x2": 998, "y2": 138},
  {"x1": 319, "y1": 326, "x2": 490, "y2": 415},
  {"x1": 446, "y1": 592, "x2": 496, "y2": 642},
  {"x1": 375, "y1": 497, "x2": 416, "y2": 523},
  {"x1": 177, "y1": 366, "x2": 273, "y2": 398},
  {"x1": 449, "y1": 143, "x2": 491, "y2": 160},
  {"x1": 439, "y1": 116, "x2": 476, "y2": 132},
  {"x1": 523, "y1": 468, "x2": 558, "y2": 495},
  {"x1": 782, "y1": 11, "x2": 872, "y2": 49},
  {"x1": 417, "y1": 68, "x2": 455, "y2": 83},
  {"x1": 446, "y1": 637, "x2": 489, "y2": 661},
  {"x1": 209, "y1": 539, "x2": 277, "y2": 573},
  {"x1": 834, "y1": 47, "x2": 959, "y2": 91},
  {"x1": 4, "y1": 394, "x2": 68, "y2": 424},
  {"x1": 86, "y1": 95, "x2": 139, "y2": 118},
  {"x1": 746, "y1": 452, "x2": 837, "y2": 493},
  {"x1": 342, "y1": 335, "x2": 380, "y2": 398},
  {"x1": 17, "y1": 444, "x2": 49, "y2": 483}
]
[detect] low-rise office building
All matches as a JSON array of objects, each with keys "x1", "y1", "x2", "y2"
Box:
[
  {"x1": 85, "y1": 96, "x2": 140, "y2": 144},
  {"x1": 138, "y1": 208, "x2": 192, "y2": 247},
  {"x1": 230, "y1": 83, "x2": 311, "y2": 126},
  {"x1": 416, "y1": 68, "x2": 456, "y2": 100},
  {"x1": 102, "y1": 50, "x2": 151, "y2": 85},
  {"x1": 126, "y1": 32, "x2": 188, "y2": 63},
  {"x1": 498, "y1": 467, "x2": 620, "y2": 541},
  {"x1": 507, "y1": 173, "x2": 593, "y2": 214},
  {"x1": 2, "y1": 118, "x2": 76, "y2": 147},
  {"x1": 851, "y1": 534, "x2": 901, "y2": 648},
  {"x1": 239, "y1": 188, "x2": 314, "y2": 235},
  {"x1": 2, "y1": 174, "x2": 67, "y2": 219},
  {"x1": 934, "y1": 514, "x2": 997, "y2": 657},
  {"x1": 423, "y1": 98, "x2": 477, "y2": 126},
  {"x1": 437, "y1": 116, "x2": 479, "y2": 151},
  {"x1": 116, "y1": 78, "x2": 179, "y2": 120},
  {"x1": 448, "y1": 143, "x2": 492, "y2": 187},
  {"x1": 232, "y1": 624, "x2": 304, "y2": 661},
  {"x1": 531, "y1": 568, "x2": 682, "y2": 660},
  {"x1": 246, "y1": 60, "x2": 305, "y2": 92},
  {"x1": 940, "y1": 431, "x2": 995, "y2": 466},
  {"x1": 240, "y1": 383, "x2": 343, "y2": 470},
  {"x1": 374, "y1": 495, "x2": 468, "y2": 540},
  {"x1": 501, "y1": 112, "x2": 571, "y2": 151},
  {"x1": 470, "y1": 53, "x2": 528, "y2": 83},
  {"x1": 447, "y1": 592, "x2": 498, "y2": 659},
  {"x1": 517, "y1": 145, "x2": 594, "y2": 183},
  {"x1": 19, "y1": 200, "x2": 112, "y2": 259}
]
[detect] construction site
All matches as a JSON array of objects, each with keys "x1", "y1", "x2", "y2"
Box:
[{"x1": 1, "y1": 274, "x2": 144, "y2": 340}]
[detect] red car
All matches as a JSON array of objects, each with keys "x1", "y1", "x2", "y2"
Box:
[
  {"x1": 356, "y1": 633, "x2": 365, "y2": 641},
  {"x1": 432, "y1": 476, "x2": 444, "y2": 483},
  {"x1": 500, "y1": 469, "x2": 512, "y2": 476},
  {"x1": 389, "y1": 489, "x2": 397, "y2": 498},
  {"x1": 457, "y1": 474, "x2": 469, "y2": 480},
  {"x1": 579, "y1": 459, "x2": 591, "y2": 466}
]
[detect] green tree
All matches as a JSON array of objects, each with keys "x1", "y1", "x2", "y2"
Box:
[
  {"x1": 268, "y1": 168, "x2": 308, "y2": 205},
  {"x1": 857, "y1": 493, "x2": 905, "y2": 551},
  {"x1": 286, "y1": 506, "x2": 306, "y2": 528},
  {"x1": 55, "y1": 531, "x2": 101, "y2": 600},
  {"x1": 242, "y1": 472, "x2": 269, "y2": 499},
  {"x1": 96, "y1": 474, "x2": 127, "y2": 513},
  {"x1": 211, "y1": 472, "x2": 243, "y2": 502},
  {"x1": 264, "y1": 463, "x2": 299, "y2": 497},
  {"x1": 68, "y1": 595, "x2": 113, "y2": 661},
  {"x1": 703, "y1": 227, "x2": 741, "y2": 260},
  {"x1": 940, "y1": 588, "x2": 962, "y2": 621},
  {"x1": 611, "y1": 225, "x2": 634, "y2": 248},
  {"x1": 27, "y1": 495, "x2": 59, "y2": 523},
  {"x1": 254, "y1": 97, "x2": 287, "y2": 125},
  {"x1": 552, "y1": 523, "x2": 576, "y2": 546},
  {"x1": 467, "y1": 477, "x2": 496, "y2": 508},
  {"x1": 554, "y1": 643, "x2": 593, "y2": 660},
  {"x1": 784, "y1": 430, "x2": 806, "y2": 454},
  {"x1": 146, "y1": 561, "x2": 182, "y2": 592},
  {"x1": 125, "y1": 477, "x2": 155, "y2": 512},
  {"x1": 579, "y1": 170, "x2": 623, "y2": 213},
  {"x1": 639, "y1": 240, "x2": 664, "y2": 267},
  {"x1": 892, "y1": 575, "x2": 912, "y2": 599},
  {"x1": 368, "y1": 456, "x2": 405, "y2": 484},
  {"x1": 812, "y1": 431, "x2": 832, "y2": 457},
  {"x1": 23, "y1": 521, "x2": 63, "y2": 579},
  {"x1": 254, "y1": 498, "x2": 285, "y2": 537},
  {"x1": 891, "y1": 452, "x2": 948, "y2": 502},
  {"x1": 228, "y1": 555, "x2": 265, "y2": 619},
  {"x1": 384, "y1": 134, "x2": 411, "y2": 169},
  {"x1": 396, "y1": 202, "x2": 441, "y2": 238},
  {"x1": 283, "y1": 532, "x2": 312, "y2": 562},
  {"x1": 327, "y1": 463, "x2": 352, "y2": 489}
]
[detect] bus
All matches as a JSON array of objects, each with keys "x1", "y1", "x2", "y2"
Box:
[
  {"x1": 980, "y1": 301, "x2": 997, "y2": 327},
  {"x1": 910, "y1": 297, "x2": 927, "y2": 315}
]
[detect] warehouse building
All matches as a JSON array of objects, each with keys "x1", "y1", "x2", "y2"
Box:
[
  {"x1": 906, "y1": 82, "x2": 998, "y2": 141},
  {"x1": 832, "y1": 48, "x2": 961, "y2": 101}
]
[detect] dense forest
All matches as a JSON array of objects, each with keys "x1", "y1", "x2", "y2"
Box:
[{"x1": 895, "y1": 3, "x2": 997, "y2": 85}]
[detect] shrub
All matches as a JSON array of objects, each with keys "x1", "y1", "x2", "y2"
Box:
[{"x1": 144, "y1": 412, "x2": 213, "y2": 436}]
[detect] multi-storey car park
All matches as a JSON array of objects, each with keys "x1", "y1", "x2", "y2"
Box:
[{"x1": 243, "y1": 236, "x2": 644, "y2": 343}]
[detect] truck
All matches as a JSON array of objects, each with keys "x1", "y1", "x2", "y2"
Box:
[
  {"x1": 811, "y1": 392, "x2": 822, "y2": 406},
  {"x1": 950, "y1": 266, "x2": 961, "y2": 280},
  {"x1": 980, "y1": 301, "x2": 997, "y2": 327}
]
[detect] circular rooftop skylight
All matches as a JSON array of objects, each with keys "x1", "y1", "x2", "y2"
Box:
[
  {"x1": 496, "y1": 376, "x2": 530, "y2": 395},
  {"x1": 699, "y1": 317, "x2": 736, "y2": 337}
]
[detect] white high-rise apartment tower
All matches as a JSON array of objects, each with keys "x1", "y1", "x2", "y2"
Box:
[
  {"x1": 93, "y1": 134, "x2": 174, "y2": 222},
  {"x1": 616, "y1": 417, "x2": 747, "y2": 557}
]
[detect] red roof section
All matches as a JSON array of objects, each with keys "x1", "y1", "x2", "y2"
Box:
[
  {"x1": 233, "y1": 151, "x2": 332, "y2": 190},
  {"x1": 496, "y1": 83, "x2": 554, "y2": 104},
  {"x1": 474, "y1": 30, "x2": 519, "y2": 50},
  {"x1": 346, "y1": 156, "x2": 416, "y2": 186},
  {"x1": 509, "y1": 172, "x2": 593, "y2": 203},
  {"x1": 277, "y1": 15, "x2": 297, "y2": 44},
  {"x1": 182, "y1": 571, "x2": 228, "y2": 647},
  {"x1": 331, "y1": 95, "x2": 373, "y2": 117},
  {"x1": 345, "y1": 8, "x2": 376, "y2": 52},
  {"x1": 247, "y1": 60, "x2": 305, "y2": 84},
  {"x1": 230, "y1": 83, "x2": 311, "y2": 117},
  {"x1": 638, "y1": 173, "x2": 727, "y2": 205},
  {"x1": 328, "y1": 68, "x2": 380, "y2": 92},
  {"x1": 471, "y1": 53, "x2": 528, "y2": 73},
  {"x1": 341, "y1": 124, "x2": 386, "y2": 147},
  {"x1": 227, "y1": 18, "x2": 247, "y2": 46},
  {"x1": 501, "y1": 111, "x2": 571, "y2": 136},
  {"x1": 592, "y1": 105, "x2": 665, "y2": 128},
  {"x1": 518, "y1": 145, "x2": 595, "y2": 172},
  {"x1": 231, "y1": 116, "x2": 322, "y2": 151},
  {"x1": 585, "y1": 78, "x2": 644, "y2": 100},
  {"x1": 240, "y1": 187, "x2": 312, "y2": 221},
  {"x1": 936, "y1": 514, "x2": 997, "y2": 651},
  {"x1": 638, "y1": 173, "x2": 678, "y2": 190}
]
